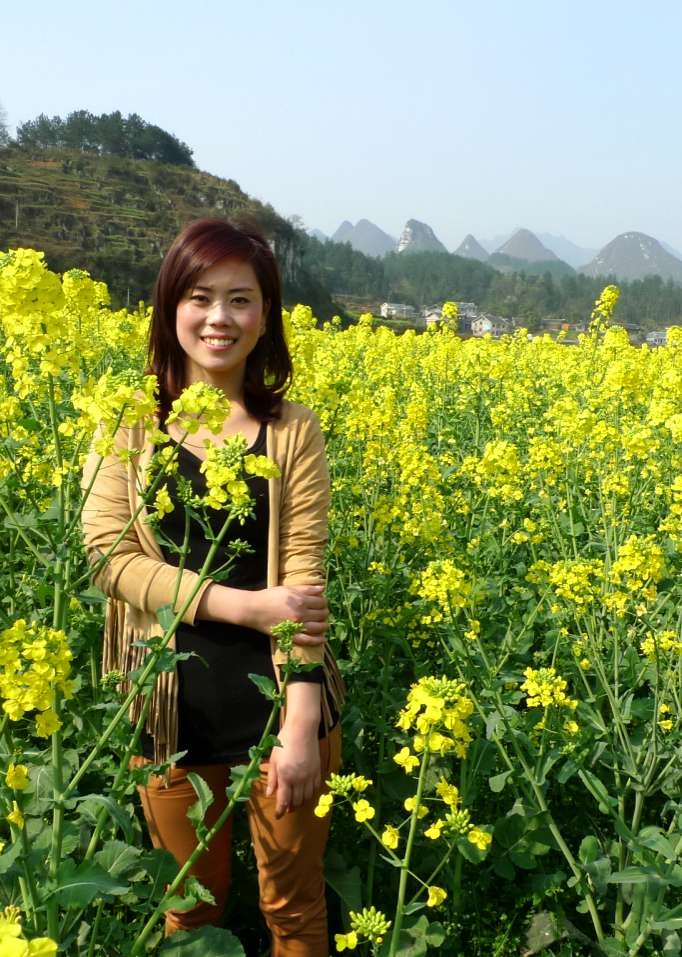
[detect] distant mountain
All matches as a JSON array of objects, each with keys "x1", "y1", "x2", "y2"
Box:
[
  {"x1": 488, "y1": 252, "x2": 574, "y2": 278},
  {"x1": 454, "y1": 234, "x2": 489, "y2": 262},
  {"x1": 332, "y1": 220, "x2": 355, "y2": 244},
  {"x1": 480, "y1": 232, "x2": 512, "y2": 253},
  {"x1": 397, "y1": 219, "x2": 447, "y2": 254},
  {"x1": 331, "y1": 218, "x2": 395, "y2": 257},
  {"x1": 661, "y1": 239, "x2": 682, "y2": 262},
  {"x1": 496, "y1": 228, "x2": 558, "y2": 262},
  {"x1": 537, "y1": 233, "x2": 597, "y2": 269},
  {"x1": 580, "y1": 232, "x2": 682, "y2": 282},
  {"x1": 308, "y1": 227, "x2": 327, "y2": 242}
]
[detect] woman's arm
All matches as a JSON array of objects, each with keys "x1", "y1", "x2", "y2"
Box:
[
  {"x1": 268, "y1": 409, "x2": 332, "y2": 812},
  {"x1": 81, "y1": 430, "x2": 211, "y2": 624}
]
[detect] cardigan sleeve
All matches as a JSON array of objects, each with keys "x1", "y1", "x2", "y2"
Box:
[
  {"x1": 80, "y1": 430, "x2": 211, "y2": 625},
  {"x1": 272, "y1": 409, "x2": 330, "y2": 668}
]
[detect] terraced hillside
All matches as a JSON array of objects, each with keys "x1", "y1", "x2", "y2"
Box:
[{"x1": 0, "y1": 147, "x2": 303, "y2": 305}]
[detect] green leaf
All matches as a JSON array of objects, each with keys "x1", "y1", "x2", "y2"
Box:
[
  {"x1": 75, "y1": 794, "x2": 134, "y2": 843},
  {"x1": 226, "y1": 763, "x2": 258, "y2": 802},
  {"x1": 94, "y1": 840, "x2": 143, "y2": 879},
  {"x1": 248, "y1": 673, "x2": 277, "y2": 700},
  {"x1": 186, "y1": 772, "x2": 215, "y2": 829},
  {"x1": 156, "y1": 603, "x2": 175, "y2": 631},
  {"x1": 140, "y1": 848, "x2": 179, "y2": 901},
  {"x1": 524, "y1": 911, "x2": 562, "y2": 955},
  {"x1": 0, "y1": 839, "x2": 24, "y2": 875},
  {"x1": 51, "y1": 859, "x2": 129, "y2": 907},
  {"x1": 393, "y1": 916, "x2": 444, "y2": 956},
  {"x1": 652, "y1": 902, "x2": 682, "y2": 930},
  {"x1": 325, "y1": 850, "x2": 363, "y2": 913},
  {"x1": 488, "y1": 770, "x2": 512, "y2": 793},
  {"x1": 158, "y1": 925, "x2": 246, "y2": 956},
  {"x1": 579, "y1": 835, "x2": 601, "y2": 865},
  {"x1": 608, "y1": 866, "x2": 666, "y2": 887}
]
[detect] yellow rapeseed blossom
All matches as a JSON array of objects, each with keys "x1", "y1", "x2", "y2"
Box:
[
  {"x1": 426, "y1": 885, "x2": 448, "y2": 907},
  {"x1": 381, "y1": 825, "x2": 400, "y2": 850},
  {"x1": 0, "y1": 905, "x2": 57, "y2": 955},
  {"x1": 5, "y1": 765, "x2": 29, "y2": 791},
  {"x1": 6, "y1": 802, "x2": 24, "y2": 829},
  {"x1": 521, "y1": 667, "x2": 577, "y2": 710},
  {"x1": 352, "y1": 799, "x2": 375, "y2": 823},
  {"x1": 313, "y1": 794, "x2": 333, "y2": 818},
  {"x1": 393, "y1": 747, "x2": 420, "y2": 773}
]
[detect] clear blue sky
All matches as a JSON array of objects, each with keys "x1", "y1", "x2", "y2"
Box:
[{"x1": 2, "y1": 0, "x2": 681, "y2": 253}]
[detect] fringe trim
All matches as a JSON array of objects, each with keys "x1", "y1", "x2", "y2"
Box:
[{"x1": 102, "y1": 602, "x2": 178, "y2": 768}]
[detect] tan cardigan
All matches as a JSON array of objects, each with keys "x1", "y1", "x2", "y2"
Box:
[{"x1": 81, "y1": 401, "x2": 344, "y2": 763}]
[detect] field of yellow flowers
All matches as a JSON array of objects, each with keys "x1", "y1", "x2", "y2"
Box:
[{"x1": 1, "y1": 248, "x2": 682, "y2": 956}]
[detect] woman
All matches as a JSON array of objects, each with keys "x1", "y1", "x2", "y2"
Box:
[{"x1": 81, "y1": 219, "x2": 344, "y2": 955}]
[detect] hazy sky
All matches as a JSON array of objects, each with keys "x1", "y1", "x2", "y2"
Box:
[{"x1": 2, "y1": 0, "x2": 681, "y2": 253}]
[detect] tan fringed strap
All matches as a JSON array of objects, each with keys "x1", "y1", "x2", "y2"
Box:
[
  {"x1": 321, "y1": 644, "x2": 346, "y2": 733},
  {"x1": 101, "y1": 598, "x2": 127, "y2": 677}
]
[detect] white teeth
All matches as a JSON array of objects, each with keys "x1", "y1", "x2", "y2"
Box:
[{"x1": 203, "y1": 337, "x2": 234, "y2": 346}]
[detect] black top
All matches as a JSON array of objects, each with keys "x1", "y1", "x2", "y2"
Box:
[{"x1": 142, "y1": 424, "x2": 325, "y2": 766}]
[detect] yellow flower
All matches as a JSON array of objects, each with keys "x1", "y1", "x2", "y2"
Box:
[
  {"x1": 435, "y1": 778, "x2": 460, "y2": 807},
  {"x1": 426, "y1": 885, "x2": 447, "y2": 907},
  {"x1": 381, "y1": 825, "x2": 400, "y2": 850},
  {"x1": 7, "y1": 801, "x2": 24, "y2": 829},
  {"x1": 335, "y1": 931, "x2": 358, "y2": 951},
  {"x1": 352, "y1": 799, "x2": 375, "y2": 823},
  {"x1": 393, "y1": 747, "x2": 419, "y2": 773},
  {"x1": 424, "y1": 819, "x2": 445, "y2": 840},
  {"x1": 34, "y1": 710, "x2": 61, "y2": 738},
  {"x1": 467, "y1": 827, "x2": 492, "y2": 851},
  {"x1": 404, "y1": 796, "x2": 428, "y2": 818},
  {"x1": 5, "y1": 765, "x2": 29, "y2": 791},
  {"x1": 313, "y1": 794, "x2": 333, "y2": 818}
]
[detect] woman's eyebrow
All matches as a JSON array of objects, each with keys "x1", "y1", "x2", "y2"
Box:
[{"x1": 191, "y1": 284, "x2": 256, "y2": 293}]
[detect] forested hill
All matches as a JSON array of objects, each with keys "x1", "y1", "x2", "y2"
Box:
[{"x1": 0, "y1": 145, "x2": 332, "y2": 312}]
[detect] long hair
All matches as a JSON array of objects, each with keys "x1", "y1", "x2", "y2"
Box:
[{"x1": 148, "y1": 218, "x2": 292, "y2": 421}]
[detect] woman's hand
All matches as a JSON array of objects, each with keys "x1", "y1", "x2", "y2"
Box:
[
  {"x1": 266, "y1": 721, "x2": 321, "y2": 818},
  {"x1": 266, "y1": 681, "x2": 322, "y2": 817},
  {"x1": 197, "y1": 582, "x2": 328, "y2": 646}
]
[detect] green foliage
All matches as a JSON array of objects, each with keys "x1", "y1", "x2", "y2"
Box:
[{"x1": 15, "y1": 110, "x2": 195, "y2": 167}]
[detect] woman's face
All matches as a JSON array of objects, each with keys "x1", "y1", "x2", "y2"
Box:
[{"x1": 176, "y1": 257, "x2": 268, "y2": 399}]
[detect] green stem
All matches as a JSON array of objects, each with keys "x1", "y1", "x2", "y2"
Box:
[
  {"x1": 388, "y1": 747, "x2": 430, "y2": 957},
  {"x1": 87, "y1": 899, "x2": 104, "y2": 957},
  {"x1": 365, "y1": 644, "x2": 394, "y2": 904}
]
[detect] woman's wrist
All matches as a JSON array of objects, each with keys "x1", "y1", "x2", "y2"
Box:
[
  {"x1": 196, "y1": 583, "x2": 254, "y2": 628},
  {"x1": 283, "y1": 682, "x2": 321, "y2": 734}
]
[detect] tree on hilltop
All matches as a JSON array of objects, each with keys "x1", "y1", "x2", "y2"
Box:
[{"x1": 15, "y1": 110, "x2": 195, "y2": 167}]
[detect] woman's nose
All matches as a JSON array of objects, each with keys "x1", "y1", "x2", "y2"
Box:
[{"x1": 206, "y1": 301, "x2": 230, "y2": 323}]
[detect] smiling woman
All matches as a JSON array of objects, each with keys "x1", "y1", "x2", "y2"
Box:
[{"x1": 82, "y1": 218, "x2": 345, "y2": 955}]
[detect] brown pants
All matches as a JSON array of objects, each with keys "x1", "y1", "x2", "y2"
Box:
[{"x1": 135, "y1": 726, "x2": 341, "y2": 956}]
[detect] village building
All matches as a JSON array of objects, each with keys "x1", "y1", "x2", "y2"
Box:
[{"x1": 380, "y1": 302, "x2": 418, "y2": 320}]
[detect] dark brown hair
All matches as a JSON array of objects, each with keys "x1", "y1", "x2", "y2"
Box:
[{"x1": 148, "y1": 218, "x2": 292, "y2": 421}]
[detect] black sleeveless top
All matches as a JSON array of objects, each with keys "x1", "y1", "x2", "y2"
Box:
[{"x1": 142, "y1": 424, "x2": 326, "y2": 766}]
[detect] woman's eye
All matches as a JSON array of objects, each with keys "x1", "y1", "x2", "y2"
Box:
[
  {"x1": 231, "y1": 296, "x2": 249, "y2": 305},
  {"x1": 190, "y1": 294, "x2": 209, "y2": 304}
]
